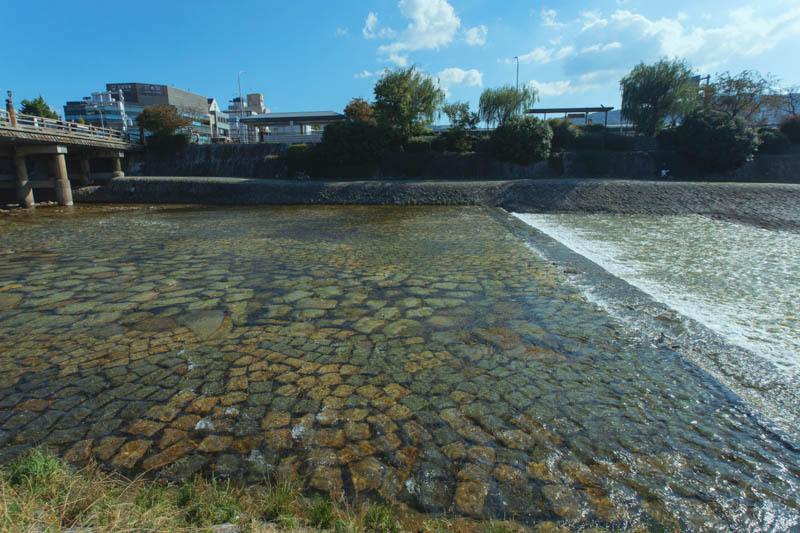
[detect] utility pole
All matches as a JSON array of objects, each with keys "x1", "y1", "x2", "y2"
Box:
[
  {"x1": 238, "y1": 70, "x2": 247, "y2": 143},
  {"x1": 514, "y1": 56, "x2": 519, "y2": 90}
]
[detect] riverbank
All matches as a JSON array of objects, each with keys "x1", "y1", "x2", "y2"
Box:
[{"x1": 73, "y1": 177, "x2": 800, "y2": 230}]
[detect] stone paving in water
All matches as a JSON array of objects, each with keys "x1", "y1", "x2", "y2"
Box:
[{"x1": 0, "y1": 205, "x2": 798, "y2": 531}]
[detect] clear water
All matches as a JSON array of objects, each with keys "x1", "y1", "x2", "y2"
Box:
[
  {"x1": 0, "y1": 206, "x2": 798, "y2": 531},
  {"x1": 513, "y1": 214, "x2": 800, "y2": 373}
]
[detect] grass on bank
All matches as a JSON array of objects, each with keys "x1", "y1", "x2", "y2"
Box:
[{"x1": 0, "y1": 448, "x2": 528, "y2": 533}]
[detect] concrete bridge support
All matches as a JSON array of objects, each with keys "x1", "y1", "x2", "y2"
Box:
[
  {"x1": 79, "y1": 156, "x2": 91, "y2": 185},
  {"x1": 12, "y1": 149, "x2": 34, "y2": 208},
  {"x1": 12, "y1": 145, "x2": 73, "y2": 207},
  {"x1": 111, "y1": 155, "x2": 124, "y2": 178},
  {"x1": 53, "y1": 151, "x2": 73, "y2": 206}
]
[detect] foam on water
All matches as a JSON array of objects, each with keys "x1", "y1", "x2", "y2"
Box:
[{"x1": 514, "y1": 213, "x2": 800, "y2": 372}]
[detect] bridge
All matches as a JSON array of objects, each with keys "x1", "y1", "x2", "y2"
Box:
[{"x1": 0, "y1": 92, "x2": 142, "y2": 208}]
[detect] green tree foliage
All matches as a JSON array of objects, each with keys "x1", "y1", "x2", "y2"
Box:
[
  {"x1": 490, "y1": 116, "x2": 552, "y2": 165},
  {"x1": 441, "y1": 101, "x2": 479, "y2": 130},
  {"x1": 343, "y1": 97, "x2": 376, "y2": 125},
  {"x1": 676, "y1": 110, "x2": 758, "y2": 172},
  {"x1": 321, "y1": 120, "x2": 389, "y2": 167},
  {"x1": 373, "y1": 66, "x2": 445, "y2": 137},
  {"x1": 756, "y1": 127, "x2": 790, "y2": 154},
  {"x1": 547, "y1": 118, "x2": 580, "y2": 151},
  {"x1": 135, "y1": 105, "x2": 191, "y2": 136},
  {"x1": 19, "y1": 96, "x2": 59, "y2": 119},
  {"x1": 619, "y1": 58, "x2": 696, "y2": 136},
  {"x1": 479, "y1": 86, "x2": 537, "y2": 127},
  {"x1": 438, "y1": 101, "x2": 480, "y2": 152},
  {"x1": 779, "y1": 115, "x2": 800, "y2": 143},
  {"x1": 704, "y1": 70, "x2": 780, "y2": 122}
]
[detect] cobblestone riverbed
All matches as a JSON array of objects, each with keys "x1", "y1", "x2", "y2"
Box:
[{"x1": 0, "y1": 205, "x2": 798, "y2": 530}]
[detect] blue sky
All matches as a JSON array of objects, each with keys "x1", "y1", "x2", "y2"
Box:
[{"x1": 5, "y1": 0, "x2": 798, "y2": 122}]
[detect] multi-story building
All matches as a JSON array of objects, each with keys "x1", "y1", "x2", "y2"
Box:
[
  {"x1": 224, "y1": 93, "x2": 268, "y2": 143},
  {"x1": 208, "y1": 98, "x2": 230, "y2": 139},
  {"x1": 64, "y1": 83, "x2": 213, "y2": 143}
]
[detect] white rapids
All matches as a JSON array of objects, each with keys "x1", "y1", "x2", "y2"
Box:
[{"x1": 514, "y1": 213, "x2": 800, "y2": 374}]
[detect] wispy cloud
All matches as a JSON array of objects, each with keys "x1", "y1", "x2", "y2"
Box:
[
  {"x1": 335, "y1": 27, "x2": 349, "y2": 37},
  {"x1": 464, "y1": 24, "x2": 488, "y2": 46},
  {"x1": 541, "y1": 9, "x2": 565, "y2": 29}
]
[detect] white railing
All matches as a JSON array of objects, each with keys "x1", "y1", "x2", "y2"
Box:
[{"x1": 0, "y1": 109, "x2": 140, "y2": 144}]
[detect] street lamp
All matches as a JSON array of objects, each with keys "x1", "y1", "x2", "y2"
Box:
[{"x1": 238, "y1": 70, "x2": 247, "y2": 143}]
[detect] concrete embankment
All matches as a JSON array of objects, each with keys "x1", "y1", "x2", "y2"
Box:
[{"x1": 73, "y1": 177, "x2": 800, "y2": 229}]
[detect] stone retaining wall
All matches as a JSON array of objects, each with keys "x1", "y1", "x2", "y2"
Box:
[{"x1": 73, "y1": 177, "x2": 800, "y2": 230}]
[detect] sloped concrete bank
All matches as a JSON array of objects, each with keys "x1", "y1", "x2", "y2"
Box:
[{"x1": 73, "y1": 177, "x2": 800, "y2": 229}]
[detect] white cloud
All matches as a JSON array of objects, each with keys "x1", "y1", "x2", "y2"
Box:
[
  {"x1": 574, "y1": 7, "x2": 800, "y2": 71},
  {"x1": 363, "y1": 12, "x2": 396, "y2": 40},
  {"x1": 580, "y1": 41, "x2": 622, "y2": 54},
  {"x1": 464, "y1": 24, "x2": 488, "y2": 46},
  {"x1": 335, "y1": 27, "x2": 348, "y2": 37},
  {"x1": 354, "y1": 69, "x2": 387, "y2": 79},
  {"x1": 541, "y1": 9, "x2": 565, "y2": 28},
  {"x1": 363, "y1": 12, "x2": 379, "y2": 38},
  {"x1": 437, "y1": 67, "x2": 483, "y2": 88},
  {"x1": 378, "y1": 0, "x2": 461, "y2": 61},
  {"x1": 528, "y1": 69, "x2": 623, "y2": 98},
  {"x1": 515, "y1": 46, "x2": 574, "y2": 65}
]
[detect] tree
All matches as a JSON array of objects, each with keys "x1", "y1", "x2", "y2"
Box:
[
  {"x1": 619, "y1": 58, "x2": 696, "y2": 136},
  {"x1": 343, "y1": 97, "x2": 376, "y2": 124},
  {"x1": 676, "y1": 110, "x2": 758, "y2": 172},
  {"x1": 704, "y1": 70, "x2": 780, "y2": 122},
  {"x1": 19, "y1": 96, "x2": 59, "y2": 119},
  {"x1": 779, "y1": 85, "x2": 800, "y2": 116},
  {"x1": 373, "y1": 66, "x2": 445, "y2": 137},
  {"x1": 490, "y1": 116, "x2": 552, "y2": 165},
  {"x1": 135, "y1": 105, "x2": 191, "y2": 136},
  {"x1": 479, "y1": 86, "x2": 537, "y2": 128},
  {"x1": 441, "y1": 101, "x2": 479, "y2": 130}
]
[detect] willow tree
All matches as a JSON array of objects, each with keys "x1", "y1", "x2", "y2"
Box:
[
  {"x1": 373, "y1": 66, "x2": 444, "y2": 137},
  {"x1": 620, "y1": 58, "x2": 696, "y2": 136},
  {"x1": 478, "y1": 85, "x2": 537, "y2": 128}
]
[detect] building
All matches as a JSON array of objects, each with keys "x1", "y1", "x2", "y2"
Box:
[
  {"x1": 240, "y1": 111, "x2": 346, "y2": 144},
  {"x1": 224, "y1": 93, "x2": 268, "y2": 143},
  {"x1": 64, "y1": 83, "x2": 213, "y2": 143},
  {"x1": 208, "y1": 98, "x2": 230, "y2": 139}
]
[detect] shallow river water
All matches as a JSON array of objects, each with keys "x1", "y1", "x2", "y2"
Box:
[{"x1": 0, "y1": 205, "x2": 798, "y2": 531}]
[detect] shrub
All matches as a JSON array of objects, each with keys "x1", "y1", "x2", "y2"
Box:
[
  {"x1": 575, "y1": 132, "x2": 605, "y2": 150},
  {"x1": 322, "y1": 120, "x2": 390, "y2": 167},
  {"x1": 676, "y1": 110, "x2": 758, "y2": 172},
  {"x1": 490, "y1": 116, "x2": 552, "y2": 165},
  {"x1": 779, "y1": 114, "x2": 800, "y2": 143},
  {"x1": 579, "y1": 123, "x2": 607, "y2": 134},
  {"x1": 757, "y1": 127, "x2": 790, "y2": 154},
  {"x1": 656, "y1": 127, "x2": 680, "y2": 148},
  {"x1": 286, "y1": 143, "x2": 317, "y2": 176},
  {"x1": 439, "y1": 129, "x2": 473, "y2": 152},
  {"x1": 405, "y1": 138, "x2": 432, "y2": 153},
  {"x1": 547, "y1": 118, "x2": 579, "y2": 151},
  {"x1": 146, "y1": 132, "x2": 190, "y2": 155}
]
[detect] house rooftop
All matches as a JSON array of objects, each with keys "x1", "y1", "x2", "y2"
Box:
[{"x1": 240, "y1": 111, "x2": 345, "y2": 125}]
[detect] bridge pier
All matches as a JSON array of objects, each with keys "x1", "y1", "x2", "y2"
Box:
[
  {"x1": 53, "y1": 152, "x2": 73, "y2": 206},
  {"x1": 12, "y1": 148, "x2": 34, "y2": 208},
  {"x1": 79, "y1": 156, "x2": 91, "y2": 185},
  {"x1": 111, "y1": 155, "x2": 124, "y2": 178}
]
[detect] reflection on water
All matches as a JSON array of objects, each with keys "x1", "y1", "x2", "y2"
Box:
[{"x1": 0, "y1": 205, "x2": 798, "y2": 530}]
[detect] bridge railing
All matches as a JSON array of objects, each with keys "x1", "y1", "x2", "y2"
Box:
[{"x1": 0, "y1": 109, "x2": 141, "y2": 144}]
